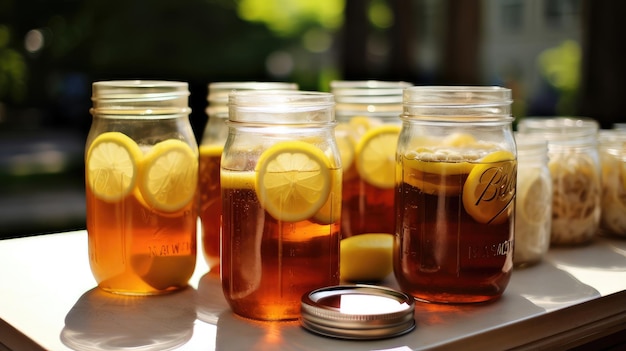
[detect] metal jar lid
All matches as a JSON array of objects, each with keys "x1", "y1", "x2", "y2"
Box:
[{"x1": 300, "y1": 285, "x2": 416, "y2": 340}]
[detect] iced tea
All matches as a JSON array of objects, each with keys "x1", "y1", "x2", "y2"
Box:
[
  {"x1": 221, "y1": 169, "x2": 341, "y2": 321},
  {"x1": 86, "y1": 81, "x2": 198, "y2": 295},
  {"x1": 336, "y1": 119, "x2": 399, "y2": 237},
  {"x1": 394, "y1": 154, "x2": 516, "y2": 303},
  {"x1": 86, "y1": 170, "x2": 197, "y2": 295},
  {"x1": 198, "y1": 145, "x2": 223, "y2": 273}
]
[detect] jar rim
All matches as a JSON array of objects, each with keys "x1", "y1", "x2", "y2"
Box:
[
  {"x1": 91, "y1": 80, "x2": 190, "y2": 116},
  {"x1": 207, "y1": 82, "x2": 299, "y2": 104},
  {"x1": 402, "y1": 86, "x2": 512, "y2": 116},
  {"x1": 518, "y1": 116, "x2": 599, "y2": 132},
  {"x1": 228, "y1": 90, "x2": 335, "y2": 124}
]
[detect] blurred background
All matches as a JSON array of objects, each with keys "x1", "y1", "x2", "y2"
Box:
[{"x1": 0, "y1": 0, "x2": 623, "y2": 238}]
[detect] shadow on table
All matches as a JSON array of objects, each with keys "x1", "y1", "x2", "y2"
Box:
[
  {"x1": 512, "y1": 261, "x2": 600, "y2": 311},
  {"x1": 196, "y1": 272, "x2": 230, "y2": 325},
  {"x1": 61, "y1": 286, "x2": 196, "y2": 351}
]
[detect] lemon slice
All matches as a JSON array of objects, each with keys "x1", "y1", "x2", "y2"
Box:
[
  {"x1": 517, "y1": 168, "x2": 551, "y2": 224},
  {"x1": 334, "y1": 130, "x2": 355, "y2": 174},
  {"x1": 139, "y1": 139, "x2": 198, "y2": 212},
  {"x1": 462, "y1": 150, "x2": 516, "y2": 224},
  {"x1": 355, "y1": 125, "x2": 401, "y2": 189},
  {"x1": 350, "y1": 116, "x2": 375, "y2": 133},
  {"x1": 86, "y1": 132, "x2": 143, "y2": 202},
  {"x1": 312, "y1": 169, "x2": 342, "y2": 225},
  {"x1": 340, "y1": 233, "x2": 393, "y2": 282},
  {"x1": 255, "y1": 141, "x2": 332, "y2": 222}
]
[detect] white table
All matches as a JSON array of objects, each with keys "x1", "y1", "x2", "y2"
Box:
[{"x1": 1, "y1": 230, "x2": 625, "y2": 351}]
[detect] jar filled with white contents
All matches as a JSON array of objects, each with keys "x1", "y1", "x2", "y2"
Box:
[
  {"x1": 598, "y1": 129, "x2": 626, "y2": 237},
  {"x1": 517, "y1": 117, "x2": 601, "y2": 245},
  {"x1": 513, "y1": 134, "x2": 552, "y2": 266}
]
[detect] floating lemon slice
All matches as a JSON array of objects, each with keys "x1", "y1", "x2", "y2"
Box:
[
  {"x1": 355, "y1": 125, "x2": 401, "y2": 189},
  {"x1": 312, "y1": 169, "x2": 342, "y2": 225},
  {"x1": 86, "y1": 132, "x2": 143, "y2": 202},
  {"x1": 340, "y1": 233, "x2": 393, "y2": 282},
  {"x1": 255, "y1": 141, "x2": 332, "y2": 222},
  {"x1": 350, "y1": 116, "x2": 375, "y2": 134},
  {"x1": 462, "y1": 150, "x2": 516, "y2": 224},
  {"x1": 139, "y1": 139, "x2": 198, "y2": 212},
  {"x1": 517, "y1": 168, "x2": 551, "y2": 224},
  {"x1": 334, "y1": 130, "x2": 355, "y2": 174}
]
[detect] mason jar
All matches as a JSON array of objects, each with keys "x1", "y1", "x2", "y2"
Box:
[
  {"x1": 198, "y1": 82, "x2": 297, "y2": 274},
  {"x1": 85, "y1": 80, "x2": 198, "y2": 295},
  {"x1": 598, "y1": 129, "x2": 626, "y2": 237},
  {"x1": 330, "y1": 80, "x2": 412, "y2": 239},
  {"x1": 517, "y1": 117, "x2": 601, "y2": 245},
  {"x1": 513, "y1": 133, "x2": 552, "y2": 267},
  {"x1": 221, "y1": 90, "x2": 341, "y2": 320},
  {"x1": 395, "y1": 86, "x2": 516, "y2": 304}
]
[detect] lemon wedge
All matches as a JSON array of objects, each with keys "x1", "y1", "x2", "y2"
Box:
[
  {"x1": 462, "y1": 150, "x2": 516, "y2": 224},
  {"x1": 86, "y1": 132, "x2": 143, "y2": 202},
  {"x1": 255, "y1": 141, "x2": 332, "y2": 222},
  {"x1": 340, "y1": 233, "x2": 394, "y2": 282},
  {"x1": 139, "y1": 139, "x2": 198, "y2": 212},
  {"x1": 355, "y1": 125, "x2": 401, "y2": 189}
]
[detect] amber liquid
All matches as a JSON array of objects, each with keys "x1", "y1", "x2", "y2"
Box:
[
  {"x1": 394, "y1": 158, "x2": 514, "y2": 303},
  {"x1": 221, "y1": 172, "x2": 341, "y2": 321},
  {"x1": 199, "y1": 152, "x2": 222, "y2": 274},
  {"x1": 341, "y1": 166, "x2": 395, "y2": 237},
  {"x1": 86, "y1": 188, "x2": 196, "y2": 295}
]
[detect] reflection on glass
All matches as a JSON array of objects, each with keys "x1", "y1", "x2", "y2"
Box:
[
  {"x1": 317, "y1": 293, "x2": 411, "y2": 315},
  {"x1": 61, "y1": 287, "x2": 196, "y2": 350}
]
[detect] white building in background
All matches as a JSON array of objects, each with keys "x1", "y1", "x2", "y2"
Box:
[
  {"x1": 480, "y1": 0, "x2": 582, "y2": 113},
  {"x1": 413, "y1": 0, "x2": 582, "y2": 114}
]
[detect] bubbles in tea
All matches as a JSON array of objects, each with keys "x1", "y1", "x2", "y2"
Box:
[{"x1": 395, "y1": 144, "x2": 516, "y2": 303}]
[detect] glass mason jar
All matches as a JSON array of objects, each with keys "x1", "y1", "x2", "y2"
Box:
[
  {"x1": 513, "y1": 133, "x2": 552, "y2": 267},
  {"x1": 221, "y1": 91, "x2": 341, "y2": 320},
  {"x1": 198, "y1": 82, "x2": 297, "y2": 275},
  {"x1": 517, "y1": 117, "x2": 601, "y2": 245},
  {"x1": 330, "y1": 80, "x2": 412, "y2": 238},
  {"x1": 598, "y1": 129, "x2": 626, "y2": 237},
  {"x1": 85, "y1": 80, "x2": 198, "y2": 295},
  {"x1": 395, "y1": 86, "x2": 516, "y2": 304}
]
